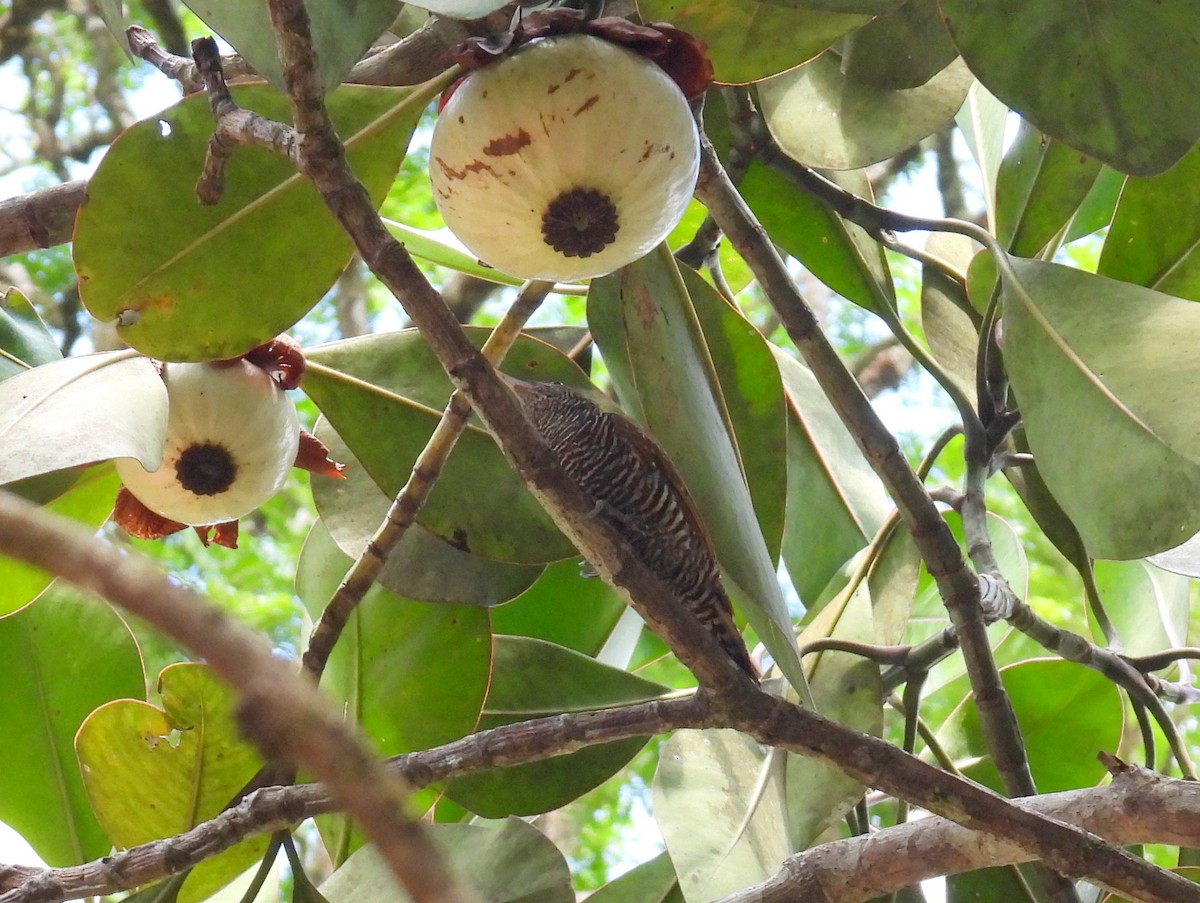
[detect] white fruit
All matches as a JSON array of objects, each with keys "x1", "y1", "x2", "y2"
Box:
[
  {"x1": 115, "y1": 360, "x2": 299, "y2": 526},
  {"x1": 430, "y1": 34, "x2": 700, "y2": 282}
]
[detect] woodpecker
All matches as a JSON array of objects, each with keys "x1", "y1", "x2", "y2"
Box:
[{"x1": 506, "y1": 378, "x2": 757, "y2": 677}]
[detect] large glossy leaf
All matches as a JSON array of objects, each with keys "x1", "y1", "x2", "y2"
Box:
[
  {"x1": 654, "y1": 729, "x2": 791, "y2": 903},
  {"x1": 705, "y1": 100, "x2": 895, "y2": 314},
  {"x1": 311, "y1": 421, "x2": 543, "y2": 605},
  {"x1": 588, "y1": 247, "x2": 803, "y2": 693},
  {"x1": 759, "y1": 51, "x2": 973, "y2": 170},
  {"x1": 1001, "y1": 258, "x2": 1200, "y2": 559},
  {"x1": 0, "y1": 584, "x2": 144, "y2": 866},
  {"x1": 680, "y1": 267, "x2": 786, "y2": 557},
  {"x1": 941, "y1": 0, "x2": 1200, "y2": 175},
  {"x1": 490, "y1": 560, "x2": 626, "y2": 656},
  {"x1": 183, "y1": 0, "x2": 399, "y2": 91},
  {"x1": 1098, "y1": 145, "x2": 1200, "y2": 299},
  {"x1": 304, "y1": 328, "x2": 593, "y2": 564},
  {"x1": 75, "y1": 663, "x2": 267, "y2": 903},
  {"x1": 295, "y1": 522, "x2": 490, "y2": 859},
  {"x1": 934, "y1": 659, "x2": 1122, "y2": 794},
  {"x1": 995, "y1": 119, "x2": 1103, "y2": 257},
  {"x1": 0, "y1": 464, "x2": 122, "y2": 617},
  {"x1": 774, "y1": 350, "x2": 890, "y2": 607},
  {"x1": 1091, "y1": 559, "x2": 1189, "y2": 657},
  {"x1": 0, "y1": 287, "x2": 61, "y2": 381},
  {"x1": 320, "y1": 818, "x2": 573, "y2": 903},
  {"x1": 445, "y1": 637, "x2": 665, "y2": 817},
  {"x1": 76, "y1": 85, "x2": 425, "y2": 361},
  {"x1": 0, "y1": 351, "x2": 167, "y2": 485},
  {"x1": 636, "y1": 0, "x2": 869, "y2": 84},
  {"x1": 838, "y1": 0, "x2": 959, "y2": 90}
]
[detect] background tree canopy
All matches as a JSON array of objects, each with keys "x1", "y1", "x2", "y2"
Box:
[{"x1": 3, "y1": 3, "x2": 1200, "y2": 903}]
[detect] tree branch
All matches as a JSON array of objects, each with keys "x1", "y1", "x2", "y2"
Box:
[
  {"x1": 0, "y1": 179, "x2": 85, "y2": 257},
  {"x1": 718, "y1": 762, "x2": 1200, "y2": 903}
]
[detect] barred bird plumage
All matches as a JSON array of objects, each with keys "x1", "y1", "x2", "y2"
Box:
[{"x1": 507, "y1": 378, "x2": 757, "y2": 677}]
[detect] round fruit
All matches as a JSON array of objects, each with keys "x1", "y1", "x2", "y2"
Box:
[
  {"x1": 430, "y1": 34, "x2": 700, "y2": 282},
  {"x1": 115, "y1": 359, "x2": 300, "y2": 526}
]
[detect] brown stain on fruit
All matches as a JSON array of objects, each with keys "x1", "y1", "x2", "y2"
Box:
[
  {"x1": 484, "y1": 129, "x2": 532, "y2": 156},
  {"x1": 574, "y1": 95, "x2": 599, "y2": 116},
  {"x1": 436, "y1": 156, "x2": 500, "y2": 181}
]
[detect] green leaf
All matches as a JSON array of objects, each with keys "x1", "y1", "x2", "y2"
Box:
[
  {"x1": 775, "y1": 350, "x2": 890, "y2": 607},
  {"x1": 759, "y1": 51, "x2": 973, "y2": 170},
  {"x1": 445, "y1": 637, "x2": 664, "y2": 817},
  {"x1": 919, "y1": 232, "x2": 979, "y2": 407},
  {"x1": 311, "y1": 421, "x2": 542, "y2": 606},
  {"x1": 704, "y1": 96, "x2": 895, "y2": 314},
  {"x1": 0, "y1": 464, "x2": 122, "y2": 617},
  {"x1": 1000, "y1": 258, "x2": 1200, "y2": 559},
  {"x1": 838, "y1": 0, "x2": 959, "y2": 90},
  {"x1": 0, "y1": 584, "x2": 144, "y2": 866},
  {"x1": 680, "y1": 267, "x2": 786, "y2": 558},
  {"x1": 304, "y1": 328, "x2": 592, "y2": 564},
  {"x1": 1098, "y1": 145, "x2": 1200, "y2": 299},
  {"x1": 75, "y1": 662, "x2": 267, "y2": 903},
  {"x1": 1065, "y1": 166, "x2": 1124, "y2": 242},
  {"x1": 76, "y1": 85, "x2": 425, "y2": 361},
  {"x1": 588, "y1": 247, "x2": 803, "y2": 693},
  {"x1": 183, "y1": 0, "x2": 399, "y2": 92},
  {"x1": 490, "y1": 560, "x2": 626, "y2": 656},
  {"x1": 995, "y1": 119, "x2": 1103, "y2": 257},
  {"x1": 934, "y1": 659, "x2": 1122, "y2": 794},
  {"x1": 1002, "y1": 430, "x2": 1092, "y2": 580},
  {"x1": 941, "y1": 0, "x2": 1200, "y2": 175},
  {"x1": 585, "y1": 853, "x2": 680, "y2": 903},
  {"x1": 93, "y1": 0, "x2": 128, "y2": 51},
  {"x1": 0, "y1": 287, "x2": 61, "y2": 380},
  {"x1": 786, "y1": 525, "x2": 918, "y2": 848},
  {"x1": 320, "y1": 818, "x2": 573, "y2": 903},
  {"x1": 637, "y1": 0, "x2": 869, "y2": 84},
  {"x1": 954, "y1": 83, "x2": 1008, "y2": 230},
  {"x1": 295, "y1": 521, "x2": 491, "y2": 860},
  {"x1": 1091, "y1": 559, "x2": 1189, "y2": 657},
  {"x1": 737, "y1": 165, "x2": 895, "y2": 313},
  {"x1": 653, "y1": 729, "x2": 791, "y2": 903},
  {"x1": 0, "y1": 351, "x2": 168, "y2": 485}
]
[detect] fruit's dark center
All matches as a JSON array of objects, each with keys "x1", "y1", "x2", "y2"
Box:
[
  {"x1": 176, "y1": 443, "x2": 237, "y2": 496},
  {"x1": 541, "y1": 187, "x2": 619, "y2": 258}
]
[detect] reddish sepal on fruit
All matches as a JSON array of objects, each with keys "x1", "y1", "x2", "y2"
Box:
[
  {"x1": 447, "y1": 10, "x2": 712, "y2": 100},
  {"x1": 296, "y1": 429, "x2": 347, "y2": 480},
  {"x1": 241, "y1": 333, "x2": 306, "y2": 390},
  {"x1": 113, "y1": 486, "x2": 188, "y2": 541}
]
